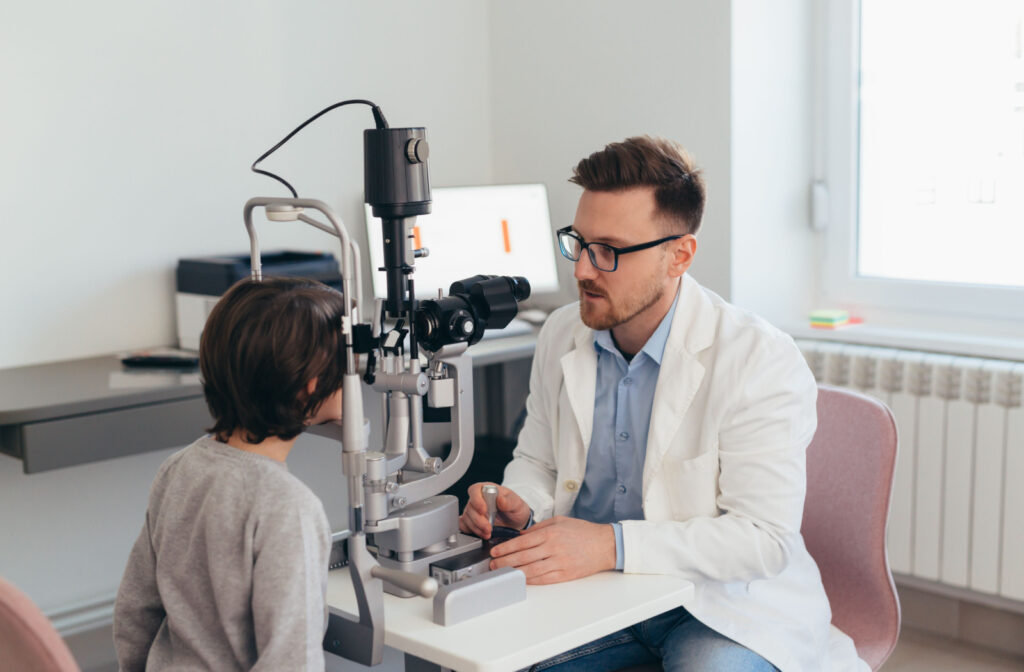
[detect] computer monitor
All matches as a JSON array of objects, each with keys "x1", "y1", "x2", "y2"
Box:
[{"x1": 364, "y1": 183, "x2": 560, "y2": 301}]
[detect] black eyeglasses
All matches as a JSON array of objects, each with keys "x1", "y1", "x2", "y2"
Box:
[{"x1": 556, "y1": 226, "x2": 684, "y2": 272}]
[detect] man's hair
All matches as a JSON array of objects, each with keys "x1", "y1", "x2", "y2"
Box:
[
  {"x1": 200, "y1": 277, "x2": 346, "y2": 444},
  {"x1": 570, "y1": 135, "x2": 706, "y2": 235}
]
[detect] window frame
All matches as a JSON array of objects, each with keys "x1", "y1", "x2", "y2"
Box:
[{"x1": 819, "y1": 0, "x2": 1024, "y2": 323}]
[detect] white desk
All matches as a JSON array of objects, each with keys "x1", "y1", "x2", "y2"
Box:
[
  {"x1": 468, "y1": 332, "x2": 537, "y2": 367},
  {"x1": 326, "y1": 569, "x2": 694, "y2": 672}
]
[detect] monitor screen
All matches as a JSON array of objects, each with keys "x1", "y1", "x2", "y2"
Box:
[{"x1": 364, "y1": 183, "x2": 560, "y2": 301}]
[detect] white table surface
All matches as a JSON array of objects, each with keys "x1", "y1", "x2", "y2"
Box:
[
  {"x1": 466, "y1": 332, "x2": 537, "y2": 367},
  {"x1": 326, "y1": 568, "x2": 694, "y2": 672}
]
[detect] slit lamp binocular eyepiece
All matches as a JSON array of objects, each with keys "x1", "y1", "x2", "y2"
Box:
[{"x1": 415, "y1": 275, "x2": 531, "y2": 352}]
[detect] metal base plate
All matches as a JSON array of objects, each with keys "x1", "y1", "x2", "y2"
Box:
[{"x1": 376, "y1": 533, "x2": 482, "y2": 597}]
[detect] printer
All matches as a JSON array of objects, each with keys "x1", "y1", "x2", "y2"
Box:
[{"x1": 175, "y1": 250, "x2": 343, "y2": 350}]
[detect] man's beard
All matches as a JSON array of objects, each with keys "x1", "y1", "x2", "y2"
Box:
[{"x1": 577, "y1": 277, "x2": 665, "y2": 331}]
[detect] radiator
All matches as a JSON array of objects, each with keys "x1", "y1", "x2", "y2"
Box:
[{"x1": 795, "y1": 340, "x2": 1024, "y2": 603}]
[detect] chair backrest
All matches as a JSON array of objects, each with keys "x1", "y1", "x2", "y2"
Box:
[
  {"x1": 0, "y1": 576, "x2": 80, "y2": 672},
  {"x1": 801, "y1": 385, "x2": 901, "y2": 671}
]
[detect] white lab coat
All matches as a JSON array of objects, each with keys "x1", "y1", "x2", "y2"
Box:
[{"x1": 503, "y1": 274, "x2": 868, "y2": 672}]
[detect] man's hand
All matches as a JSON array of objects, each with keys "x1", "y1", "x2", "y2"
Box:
[
  {"x1": 459, "y1": 483, "x2": 531, "y2": 539},
  {"x1": 488, "y1": 516, "x2": 616, "y2": 585}
]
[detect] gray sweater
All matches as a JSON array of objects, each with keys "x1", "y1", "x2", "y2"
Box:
[{"x1": 113, "y1": 436, "x2": 331, "y2": 671}]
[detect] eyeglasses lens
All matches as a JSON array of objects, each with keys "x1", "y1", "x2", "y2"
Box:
[
  {"x1": 558, "y1": 231, "x2": 618, "y2": 271},
  {"x1": 590, "y1": 245, "x2": 615, "y2": 271},
  {"x1": 559, "y1": 231, "x2": 580, "y2": 260}
]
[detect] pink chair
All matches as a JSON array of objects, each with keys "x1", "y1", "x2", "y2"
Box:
[
  {"x1": 0, "y1": 576, "x2": 80, "y2": 672},
  {"x1": 802, "y1": 384, "x2": 901, "y2": 670}
]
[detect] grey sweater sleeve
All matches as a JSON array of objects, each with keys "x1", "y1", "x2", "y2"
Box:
[
  {"x1": 113, "y1": 512, "x2": 165, "y2": 672},
  {"x1": 251, "y1": 487, "x2": 332, "y2": 671}
]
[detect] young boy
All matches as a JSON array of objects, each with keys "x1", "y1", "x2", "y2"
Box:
[{"x1": 114, "y1": 277, "x2": 346, "y2": 671}]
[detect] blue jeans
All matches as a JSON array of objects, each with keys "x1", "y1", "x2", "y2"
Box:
[{"x1": 528, "y1": 607, "x2": 778, "y2": 672}]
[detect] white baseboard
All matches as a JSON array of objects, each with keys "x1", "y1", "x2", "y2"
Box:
[{"x1": 49, "y1": 592, "x2": 116, "y2": 637}]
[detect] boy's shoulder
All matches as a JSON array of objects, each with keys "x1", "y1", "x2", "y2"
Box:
[
  {"x1": 154, "y1": 436, "x2": 315, "y2": 501},
  {"x1": 151, "y1": 436, "x2": 328, "y2": 534}
]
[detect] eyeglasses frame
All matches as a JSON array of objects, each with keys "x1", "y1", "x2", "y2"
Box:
[{"x1": 556, "y1": 226, "x2": 685, "y2": 272}]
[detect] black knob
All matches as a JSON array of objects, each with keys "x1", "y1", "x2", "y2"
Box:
[
  {"x1": 448, "y1": 311, "x2": 475, "y2": 339},
  {"x1": 405, "y1": 138, "x2": 430, "y2": 164}
]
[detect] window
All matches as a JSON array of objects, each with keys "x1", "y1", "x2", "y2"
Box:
[{"x1": 821, "y1": 0, "x2": 1024, "y2": 320}]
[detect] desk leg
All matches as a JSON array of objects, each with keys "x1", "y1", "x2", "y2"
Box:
[
  {"x1": 484, "y1": 364, "x2": 507, "y2": 437},
  {"x1": 405, "y1": 652, "x2": 452, "y2": 672}
]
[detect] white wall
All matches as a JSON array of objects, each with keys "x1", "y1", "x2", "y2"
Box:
[
  {"x1": 729, "y1": 0, "x2": 817, "y2": 324},
  {"x1": 487, "y1": 0, "x2": 735, "y2": 305},
  {"x1": 0, "y1": 0, "x2": 496, "y2": 657},
  {"x1": 0, "y1": 0, "x2": 494, "y2": 370},
  {"x1": 1, "y1": 0, "x2": 818, "y2": 367}
]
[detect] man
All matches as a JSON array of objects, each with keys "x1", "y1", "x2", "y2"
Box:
[{"x1": 459, "y1": 137, "x2": 866, "y2": 671}]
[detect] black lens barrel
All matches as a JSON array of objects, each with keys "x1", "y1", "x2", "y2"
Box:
[{"x1": 414, "y1": 275, "x2": 531, "y2": 352}]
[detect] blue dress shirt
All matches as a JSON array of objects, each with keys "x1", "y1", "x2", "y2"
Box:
[{"x1": 570, "y1": 288, "x2": 680, "y2": 569}]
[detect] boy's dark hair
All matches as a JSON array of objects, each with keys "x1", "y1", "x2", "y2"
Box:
[
  {"x1": 570, "y1": 135, "x2": 706, "y2": 235},
  {"x1": 200, "y1": 277, "x2": 346, "y2": 444}
]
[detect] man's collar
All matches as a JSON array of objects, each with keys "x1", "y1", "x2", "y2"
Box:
[{"x1": 641, "y1": 284, "x2": 681, "y2": 365}]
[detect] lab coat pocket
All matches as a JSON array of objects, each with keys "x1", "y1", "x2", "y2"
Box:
[{"x1": 661, "y1": 450, "x2": 720, "y2": 520}]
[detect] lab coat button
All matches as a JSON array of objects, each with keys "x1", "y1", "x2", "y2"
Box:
[{"x1": 565, "y1": 480, "x2": 579, "y2": 491}]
